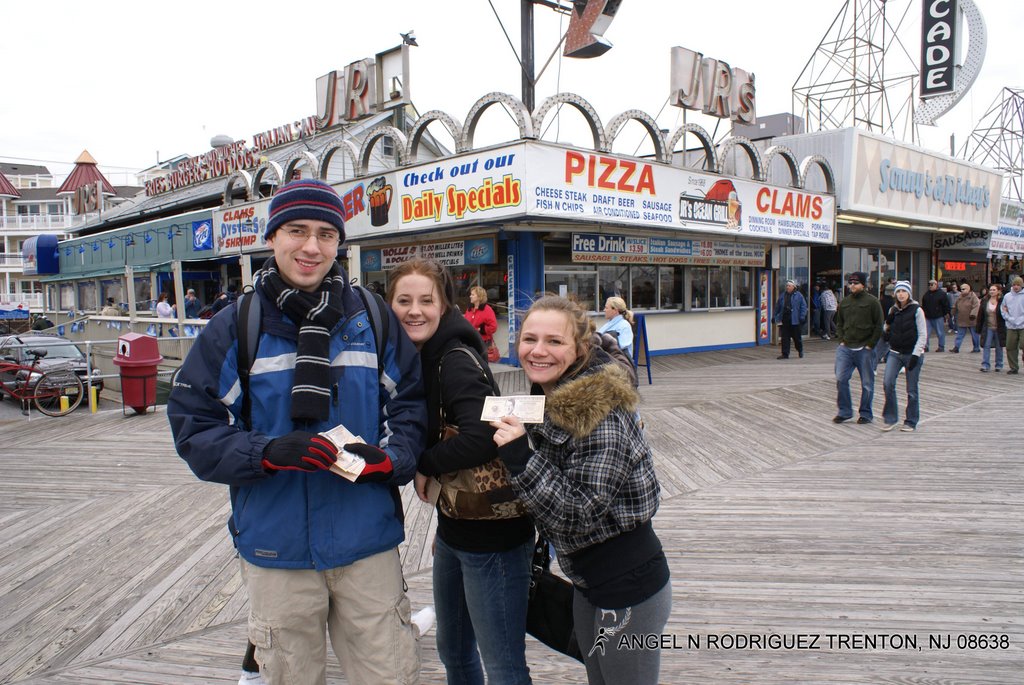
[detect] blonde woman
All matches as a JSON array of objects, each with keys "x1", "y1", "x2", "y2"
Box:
[
  {"x1": 464, "y1": 286, "x2": 498, "y2": 346},
  {"x1": 597, "y1": 296, "x2": 634, "y2": 357},
  {"x1": 492, "y1": 295, "x2": 670, "y2": 685}
]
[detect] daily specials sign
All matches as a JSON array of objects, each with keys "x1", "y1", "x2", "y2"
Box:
[{"x1": 341, "y1": 141, "x2": 835, "y2": 244}]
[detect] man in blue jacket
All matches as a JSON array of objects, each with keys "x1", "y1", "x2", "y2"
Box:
[
  {"x1": 774, "y1": 279, "x2": 808, "y2": 359},
  {"x1": 168, "y1": 179, "x2": 426, "y2": 685}
]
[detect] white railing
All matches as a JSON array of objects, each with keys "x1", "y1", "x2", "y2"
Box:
[
  {"x1": 0, "y1": 252, "x2": 25, "y2": 267},
  {"x1": 3, "y1": 293, "x2": 44, "y2": 308},
  {"x1": 0, "y1": 215, "x2": 80, "y2": 231}
]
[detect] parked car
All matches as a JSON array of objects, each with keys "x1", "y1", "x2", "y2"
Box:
[{"x1": 0, "y1": 333, "x2": 104, "y2": 400}]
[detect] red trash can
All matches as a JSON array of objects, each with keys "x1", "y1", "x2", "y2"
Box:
[{"x1": 113, "y1": 332, "x2": 163, "y2": 415}]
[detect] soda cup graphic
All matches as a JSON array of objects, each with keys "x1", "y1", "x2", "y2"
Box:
[{"x1": 368, "y1": 177, "x2": 393, "y2": 227}]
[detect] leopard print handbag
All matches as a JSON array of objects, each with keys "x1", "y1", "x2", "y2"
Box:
[{"x1": 436, "y1": 346, "x2": 527, "y2": 520}]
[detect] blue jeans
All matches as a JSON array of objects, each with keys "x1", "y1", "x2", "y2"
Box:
[
  {"x1": 434, "y1": 536, "x2": 533, "y2": 685},
  {"x1": 835, "y1": 345, "x2": 875, "y2": 420},
  {"x1": 882, "y1": 351, "x2": 923, "y2": 428},
  {"x1": 954, "y1": 326, "x2": 980, "y2": 351},
  {"x1": 981, "y1": 329, "x2": 1004, "y2": 370},
  {"x1": 925, "y1": 318, "x2": 945, "y2": 350}
]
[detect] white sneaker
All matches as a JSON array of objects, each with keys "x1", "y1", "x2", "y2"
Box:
[
  {"x1": 881, "y1": 423, "x2": 899, "y2": 432},
  {"x1": 239, "y1": 671, "x2": 267, "y2": 685},
  {"x1": 900, "y1": 424, "x2": 916, "y2": 432},
  {"x1": 412, "y1": 606, "x2": 436, "y2": 637}
]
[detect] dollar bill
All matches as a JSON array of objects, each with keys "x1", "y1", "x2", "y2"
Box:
[
  {"x1": 320, "y1": 424, "x2": 367, "y2": 481},
  {"x1": 480, "y1": 395, "x2": 546, "y2": 423}
]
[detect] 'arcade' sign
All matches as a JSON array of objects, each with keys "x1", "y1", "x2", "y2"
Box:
[{"x1": 920, "y1": 0, "x2": 959, "y2": 98}]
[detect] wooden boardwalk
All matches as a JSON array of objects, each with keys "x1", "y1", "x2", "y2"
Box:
[{"x1": 1, "y1": 338, "x2": 1021, "y2": 684}]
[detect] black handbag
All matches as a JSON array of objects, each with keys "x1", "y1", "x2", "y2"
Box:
[{"x1": 525, "y1": 536, "x2": 584, "y2": 662}]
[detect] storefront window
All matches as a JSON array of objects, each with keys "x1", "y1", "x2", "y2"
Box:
[
  {"x1": 597, "y1": 265, "x2": 629, "y2": 305},
  {"x1": 100, "y1": 278, "x2": 123, "y2": 308},
  {"x1": 732, "y1": 268, "x2": 752, "y2": 307},
  {"x1": 480, "y1": 265, "x2": 508, "y2": 318},
  {"x1": 659, "y1": 266, "x2": 683, "y2": 309},
  {"x1": 77, "y1": 281, "x2": 97, "y2": 312},
  {"x1": 708, "y1": 267, "x2": 730, "y2": 308},
  {"x1": 879, "y1": 249, "x2": 896, "y2": 290},
  {"x1": 544, "y1": 268, "x2": 598, "y2": 309},
  {"x1": 59, "y1": 283, "x2": 75, "y2": 310},
  {"x1": 630, "y1": 265, "x2": 658, "y2": 310},
  {"x1": 133, "y1": 276, "x2": 151, "y2": 312},
  {"x1": 449, "y1": 266, "x2": 479, "y2": 313},
  {"x1": 364, "y1": 271, "x2": 386, "y2": 297},
  {"x1": 688, "y1": 267, "x2": 708, "y2": 309},
  {"x1": 896, "y1": 250, "x2": 913, "y2": 283}
]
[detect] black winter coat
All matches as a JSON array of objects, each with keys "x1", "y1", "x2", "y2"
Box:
[
  {"x1": 920, "y1": 288, "x2": 950, "y2": 319},
  {"x1": 975, "y1": 296, "x2": 1007, "y2": 346}
]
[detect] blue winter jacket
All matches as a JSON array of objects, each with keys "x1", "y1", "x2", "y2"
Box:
[
  {"x1": 773, "y1": 290, "x2": 808, "y2": 326},
  {"x1": 167, "y1": 282, "x2": 426, "y2": 571}
]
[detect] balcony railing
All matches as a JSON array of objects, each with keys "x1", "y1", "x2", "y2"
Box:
[
  {"x1": 0, "y1": 252, "x2": 26, "y2": 267},
  {"x1": 0, "y1": 215, "x2": 81, "y2": 231}
]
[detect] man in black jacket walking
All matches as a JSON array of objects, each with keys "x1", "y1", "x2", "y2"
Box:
[{"x1": 920, "y1": 279, "x2": 950, "y2": 352}]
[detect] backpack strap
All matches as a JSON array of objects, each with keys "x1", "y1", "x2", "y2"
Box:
[
  {"x1": 354, "y1": 284, "x2": 388, "y2": 379},
  {"x1": 236, "y1": 287, "x2": 260, "y2": 430}
]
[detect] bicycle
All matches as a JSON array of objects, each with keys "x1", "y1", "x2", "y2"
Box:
[{"x1": 0, "y1": 347, "x2": 84, "y2": 416}]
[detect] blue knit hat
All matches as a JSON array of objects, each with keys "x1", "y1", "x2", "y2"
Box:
[
  {"x1": 894, "y1": 280, "x2": 912, "y2": 295},
  {"x1": 265, "y1": 179, "x2": 346, "y2": 242}
]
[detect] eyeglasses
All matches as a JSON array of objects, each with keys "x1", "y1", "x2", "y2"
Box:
[
  {"x1": 282, "y1": 226, "x2": 340, "y2": 245},
  {"x1": 848, "y1": 280, "x2": 861, "y2": 285}
]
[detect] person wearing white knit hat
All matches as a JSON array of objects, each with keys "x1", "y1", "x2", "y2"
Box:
[{"x1": 880, "y1": 280, "x2": 927, "y2": 432}]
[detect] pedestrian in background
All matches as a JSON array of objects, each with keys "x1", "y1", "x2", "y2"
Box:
[
  {"x1": 880, "y1": 281, "x2": 926, "y2": 432},
  {"x1": 833, "y1": 272, "x2": 884, "y2": 424},
  {"x1": 774, "y1": 280, "x2": 807, "y2": 359},
  {"x1": 946, "y1": 283, "x2": 960, "y2": 334},
  {"x1": 464, "y1": 285, "x2": 500, "y2": 362},
  {"x1": 183, "y1": 288, "x2": 201, "y2": 319},
  {"x1": 875, "y1": 283, "x2": 896, "y2": 365},
  {"x1": 1001, "y1": 276, "x2": 1024, "y2": 375},
  {"x1": 951, "y1": 283, "x2": 981, "y2": 353},
  {"x1": 977, "y1": 283, "x2": 1007, "y2": 373},
  {"x1": 598, "y1": 296, "x2": 635, "y2": 358},
  {"x1": 920, "y1": 279, "x2": 950, "y2": 352},
  {"x1": 100, "y1": 297, "x2": 121, "y2": 317},
  {"x1": 819, "y1": 285, "x2": 837, "y2": 340},
  {"x1": 811, "y1": 283, "x2": 824, "y2": 337}
]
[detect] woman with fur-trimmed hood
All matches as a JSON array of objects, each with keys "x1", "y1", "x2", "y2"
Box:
[{"x1": 492, "y1": 295, "x2": 670, "y2": 685}]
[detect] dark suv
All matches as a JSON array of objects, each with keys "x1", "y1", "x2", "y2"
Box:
[{"x1": 0, "y1": 334, "x2": 104, "y2": 398}]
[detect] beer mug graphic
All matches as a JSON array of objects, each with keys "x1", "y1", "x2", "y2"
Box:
[{"x1": 367, "y1": 177, "x2": 393, "y2": 227}]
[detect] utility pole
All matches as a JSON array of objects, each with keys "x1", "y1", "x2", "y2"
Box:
[{"x1": 521, "y1": 0, "x2": 535, "y2": 112}]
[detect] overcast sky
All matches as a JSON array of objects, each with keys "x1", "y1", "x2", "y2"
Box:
[{"x1": 2, "y1": 0, "x2": 1019, "y2": 184}]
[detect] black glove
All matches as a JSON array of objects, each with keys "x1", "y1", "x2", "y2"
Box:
[
  {"x1": 345, "y1": 443, "x2": 394, "y2": 483},
  {"x1": 478, "y1": 323, "x2": 488, "y2": 335},
  {"x1": 262, "y1": 431, "x2": 338, "y2": 472},
  {"x1": 906, "y1": 355, "x2": 919, "y2": 372}
]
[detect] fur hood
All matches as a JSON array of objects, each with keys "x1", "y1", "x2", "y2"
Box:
[{"x1": 545, "y1": 355, "x2": 639, "y2": 439}]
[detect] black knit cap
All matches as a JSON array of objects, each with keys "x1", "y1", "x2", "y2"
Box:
[{"x1": 265, "y1": 179, "x2": 346, "y2": 242}]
